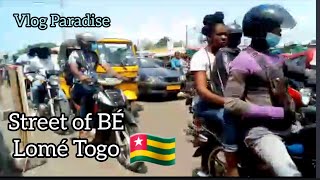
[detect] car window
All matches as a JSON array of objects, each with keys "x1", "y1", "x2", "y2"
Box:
[
  {"x1": 139, "y1": 58, "x2": 160, "y2": 68},
  {"x1": 96, "y1": 43, "x2": 136, "y2": 66},
  {"x1": 152, "y1": 59, "x2": 165, "y2": 67}
]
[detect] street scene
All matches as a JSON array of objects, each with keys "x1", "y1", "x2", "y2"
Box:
[{"x1": 0, "y1": 0, "x2": 316, "y2": 177}]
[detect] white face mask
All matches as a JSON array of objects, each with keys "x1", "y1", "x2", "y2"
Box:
[{"x1": 265, "y1": 32, "x2": 281, "y2": 48}]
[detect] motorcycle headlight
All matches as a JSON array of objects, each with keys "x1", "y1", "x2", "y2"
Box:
[
  {"x1": 48, "y1": 76, "x2": 59, "y2": 86},
  {"x1": 120, "y1": 90, "x2": 127, "y2": 102},
  {"x1": 300, "y1": 88, "x2": 311, "y2": 106},
  {"x1": 146, "y1": 76, "x2": 163, "y2": 83},
  {"x1": 96, "y1": 92, "x2": 113, "y2": 106}
]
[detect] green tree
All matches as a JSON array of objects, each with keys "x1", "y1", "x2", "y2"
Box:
[
  {"x1": 154, "y1": 36, "x2": 170, "y2": 48},
  {"x1": 173, "y1": 40, "x2": 184, "y2": 47},
  {"x1": 142, "y1": 41, "x2": 154, "y2": 50}
]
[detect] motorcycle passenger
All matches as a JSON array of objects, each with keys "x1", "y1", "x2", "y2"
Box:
[
  {"x1": 24, "y1": 47, "x2": 66, "y2": 109},
  {"x1": 213, "y1": 22, "x2": 243, "y2": 177},
  {"x1": 223, "y1": 4, "x2": 313, "y2": 176},
  {"x1": 189, "y1": 12, "x2": 229, "y2": 177},
  {"x1": 68, "y1": 32, "x2": 127, "y2": 120}
]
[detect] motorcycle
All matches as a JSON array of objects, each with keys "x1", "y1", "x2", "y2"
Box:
[
  {"x1": 25, "y1": 70, "x2": 73, "y2": 135},
  {"x1": 288, "y1": 73, "x2": 316, "y2": 126},
  {"x1": 69, "y1": 73, "x2": 147, "y2": 174},
  {"x1": 185, "y1": 115, "x2": 315, "y2": 177},
  {"x1": 185, "y1": 82, "x2": 316, "y2": 177}
]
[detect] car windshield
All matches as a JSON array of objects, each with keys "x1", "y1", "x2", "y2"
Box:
[
  {"x1": 139, "y1": 58, "x2": 161, "y2": 68},
  {"x1": 96, "y1": 43, "x2": 136, "y2": 66}
]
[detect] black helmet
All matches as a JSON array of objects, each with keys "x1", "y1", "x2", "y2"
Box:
[
  {"x1": 75, "y1": 32, "x2": 97, "y2": 47},
  {"x1": 226, "y1": 22, "x2": 242, "y2": 34},
  {"x1": 242, "y1": 4, "x2": 296, "y2": 38}
]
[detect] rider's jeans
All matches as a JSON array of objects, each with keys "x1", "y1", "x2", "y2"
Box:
[
  {"x1": 31, "y1": 80, "x2": 67, "y2": 107},
  {"x1": 195, "y1": 101, "x2": 238, "y2": 152},
  {"x1": 244, "y1": 127, "x2": 302, "y2": 176},
  {"x1": 71, "y1": 83, "x2": 95, "y2": 118}
]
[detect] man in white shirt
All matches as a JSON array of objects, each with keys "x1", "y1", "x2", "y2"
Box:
[
  {"x1": 15, "y1": 48, "x2": 37, "y2": 65},
  {"x1": 24, "y1": 47, "x2": 66, "y2": 109}
]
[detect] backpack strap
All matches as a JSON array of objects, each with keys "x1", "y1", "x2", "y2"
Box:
[
  {"x1": 245, "y1": 47, "x2": 269, "y2": 70},
  {"x1": 72, "y1": 50, "x2": 100, "y2": 71}
]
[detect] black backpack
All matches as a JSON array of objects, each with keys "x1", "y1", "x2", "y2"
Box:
[{"x1": 64, "y1": 50, "x2": 99, "y2": 86}]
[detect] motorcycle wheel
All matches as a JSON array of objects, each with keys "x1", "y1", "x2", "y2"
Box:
[
  {"x1": 115, "y1": 124, "x2": 148, "y2": 174},
  {"x1": 207, "y1": 146, "x2": 226, "y2": 177},
  {"x1": 54, "y1": 100, "x2": 74, "y2": 135}
]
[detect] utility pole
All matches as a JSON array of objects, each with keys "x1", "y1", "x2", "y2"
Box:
[
  {"x1": 185, "y1": 25, "x2": 188, "y2": 48},
  {"x1": 60, "y1": 0, "x2": 66, "y2": 41}
]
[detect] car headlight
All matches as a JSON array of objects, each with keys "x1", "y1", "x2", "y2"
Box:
[
  {"x1": 300, "y1": 88, "x2": 312, "y2": 106},
  {"x1": 180, "y1": 75, "x2": 186, "y2": 81},
  {"x1": 146, "y1": 76, "x2": 163, "y2": 83}
]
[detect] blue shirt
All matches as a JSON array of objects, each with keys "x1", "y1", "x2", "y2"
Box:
[{"x1": 170, "y1": 58, "x2": 181, "y2": 69}]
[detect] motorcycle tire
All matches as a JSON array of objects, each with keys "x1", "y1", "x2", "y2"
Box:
[
  {"x1": 54, "y1": 100, "x2": 74, "y2": 135},
  {"x1": 208, "y1": 146, "x2": 226, "y2": 177},
  {"x1": 115, "y1": 123, "x2": 148, "y2": 174}
]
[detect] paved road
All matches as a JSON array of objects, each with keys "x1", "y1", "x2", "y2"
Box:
[{"x1": 0, "y1": 85, "x2": 200, "y2": 176}]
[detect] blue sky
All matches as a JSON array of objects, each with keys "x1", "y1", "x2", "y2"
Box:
[{"x1": 0, "y1": 0, "x2": 316, "y2": 53}]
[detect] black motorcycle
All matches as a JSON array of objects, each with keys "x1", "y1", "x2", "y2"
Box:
[
  {"x1": 25, "y1": 70, "x2": 73, "y2": 135},
  {"x1": 185, "y1": 74, "x2": 316, "y2": 177},
  {"x1": 185, "y1": 115, "x2": 315, "y2": 177},
  {"x1": 69, "y1": 74, "x2": 147, "y2": 173}
]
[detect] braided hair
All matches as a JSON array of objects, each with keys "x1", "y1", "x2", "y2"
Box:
[{"x1": 201, "y1": 12, "x2": 225, "y2": 38}]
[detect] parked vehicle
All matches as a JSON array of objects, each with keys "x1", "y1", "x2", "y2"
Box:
[
  {"x1": 69, "y1": 73, "x2": 147, "y2": 173},
  {"x1": 137, "y1": 57, "x2": 183, "y2": 98}
]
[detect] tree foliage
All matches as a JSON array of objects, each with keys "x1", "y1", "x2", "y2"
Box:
[
  {"x1": 15, "y1": 42, "x2": 57, "y2": 56},
  {"x1": 154, "y1": 36, "x2": 170, "y2": 48},
  {"x1": 139, "y1": 37, "x2": 185, "y2": 50},
  {"x1": 173, "y1": 40, "x2": 184, "y2": 47}
]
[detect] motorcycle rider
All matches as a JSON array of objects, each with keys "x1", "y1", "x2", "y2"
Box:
[
  {"x1": 68, "y1": 32, "x2": 127, "y2": 130},
  {"x1": 213, "y1": 22, "x2": 243, "y2": 176},
  {"x1": 223, "y1": 4, "x2": 314, "y2": 176},
  {"x1": 189, "y1": 12, "x2": 229, "y2": 177},
  {"x1": 24, "y1": 47, "x2": 67, "y2": 110},
  {"x1": 15, "y1": 47, "x2": 37, "y2": 65}
]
